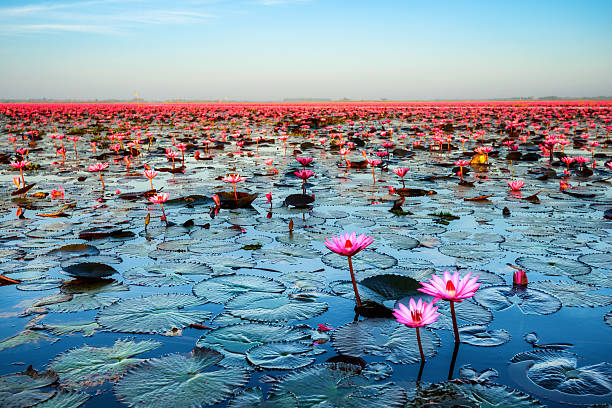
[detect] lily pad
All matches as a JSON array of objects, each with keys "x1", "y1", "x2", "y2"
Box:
[
  {"x1": 321, "y1": 250, "x2": 397, "y2": 272},
  {"x1": 50, "y1": 339, "x2": 161, "y2": 387},
  {"x1": 97, "y1": 294, "x2": 211, "y2": 334},
  {"x1": 529, "y1": 281, "x2": 612, "y2": 307},
  {"x1": 458, "y1": 325, "x2": 511, "y2": 347},
  {"x1": 474, "y1": 285, "x2": 562, "y2": 315},
  {"x1": 0, "y1": 367, "x2": 57, "y2": 408},
  {"x1": 246, "y1": 341, "x2": 314, "y2": 370},
  {"x1": 515, "y1": 256, "x2": 591, "y2": 277},
  {"x1": 270, "y1": 363, "x2": 407, "y2": 407},
  {"x1": 228, "y1": 387, "x2": 298, "y2": 408},
  {"x1": 193, "y1": 275, "x2": 285, "y2": 303},
  {"x1": 332, "y1": 318, "x2": 439, "y2": 364},
  {"x1": 47, "y1": 294, "x2": 118, "y2": 313},
  {"x1": 114, "y1": 347, "x2": 249, "y2": 407},
  {"x1": 510, "y1": 349, "x2": 612, "y2": 397},
  {"x1": 32, "y1": 391, "x2": 90, "y2": 408},
  {"x1": 0, "y1": 330, "x2": 57, "y2": 352},
  {"x1": 226, "y1": 292, "x2": 328, "y2": 322},
  {"x1": 124, "y1": 262, "x2": 213, "y2": 287},
  {"x1": 197, "y1": 323, "x2": 311, "y2": 368}
]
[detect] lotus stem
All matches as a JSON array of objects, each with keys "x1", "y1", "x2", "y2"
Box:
[
  {"x1": 347, "y1": 256, "x2": 362, "y2": 308},
  {"x1": 98, "y1": 171, "x2": 105, "y2": 189},
  {"x1": 450, "y1": 300, "x2": 460, "y2": 343},
  {"x1": 160, "y1": 203, "x2": 168, "y2": 226},
  {"x1": 233, "y1": 184, "x2": 238, "y2": 202},
  {"x1": 416, "y1": 326, "x2": 425, "y2": 362}
]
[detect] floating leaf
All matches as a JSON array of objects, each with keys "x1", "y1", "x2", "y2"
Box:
[
  {"x1": 61, "y1": 262, "x2": 117, "y2": 279},
  {"x1": 47, "y1": 294, "x2": 118, "y2": 313},
  {"x1": 510, "y1": 349, "x2": 612, "y2": 396},
  {"x1": 515, "y1": 256, "x2": 591, "y2": 277},
  {"x1": 228, "y1": 387, "x2": 298, "y2": 408},
  {"x1": 270, "y1": 363, "x2": 407, "y2": 407},
  {"x1": 246, "y1": 341, "x2": 314, "y2": 370},
  {"x1": 332, "y1": 318, "x2": 439, "y2": 364},
  {"x1": 124, "y1": 262, "x2": 213, "y2": 287},
  {"x1": 32, "y1": 391, "x2": 90, "y2": 408},
  {"x1": 97, "y1": 294, "x2": 211, "y2": 334},
  {"x1": 529, "y1": 281, "x2": 612, "y2": 307},
  {"x1": 578, "y1": 253, "x2": 612, "y2": 270},
  {"x1": 0, "y1": 330, "x2": 56, "y2": 352},
  {"x1": 252, "y1": 247, "x2": 321, "y2": 264},
  {"x1": 428, "y1": 300, "x2": 494, "y2": 329},
  {"x1": 50, "y1": 339, "x2": 161, "y2": 388},
  {"x1": 459, "y1": 365, "x2": 499, "y2": 382},
  {"x1": 474, "y1": 285, "x2": 561, "y2": 315},
  {"x1": 226, "y1": 292, "x2": 328, "y2": 322},
  {"x1": 439, "y1": 244, "x2": 500, "y2": 262},
  {"x1": 197, "y1": 323, "x2": 311, "y2": 368},
  {"x1": 362, "y1": 362, "x2": 393, "y2": 381},
  {"x1": 193, "y1": 275, "x2": 285, "y2": 303},
  {"x1": 41, "y1": 321, "x2": 100, "y2": 337},
  {"x1": 114, "y1": 348, "x2": 249, "y2": 408},
  {"x1": 458, "y1": 325, "x2": 511, "y2": 347},
  {"x1": 0, "y1": 367, "x2": 57, "y2": 408}
]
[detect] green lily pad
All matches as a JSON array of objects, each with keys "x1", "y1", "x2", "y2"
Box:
[
  {"x1": 0, "y1": 367, "x2": 57, "y2": 408},
  {"x1": 193, "y1": 275, "x2": 285, "y2": 303},
  {"x1": 50, "y1": 339, "x2": 161, "y2": 387},
  {"x1": 32, "y1": 391, "x2": 90, "y2": 408},
  {"x1": 529, "y1": 281, "x2": 612, "y2": 307},
  {"x1": 228, "y1": 387, "x2": 298, "y2": 408},
  {"x1": 515, "y1": 256, "x2": 591, "y2": 277},
  {"x1": 197, "y1": 323, "x2": 311, "y2": 368},
  {"x1": 226, "y1": 292, "x2": 328, "y2": 322},
  {"x1": 270, "y1": 363, "x2": 407, "y2": 407},
  {"x1": 124, "y1": 261, "x2": 213, "y2": 287},
  {"x1": 114, "y1": 348, "x2": 249, "y2": 408},
  {"x1": 97, "y1": 294, "x2": 211, "y2": 334},
  {"x1": 458, "y1": 325, "x2": 511, "y2": 347},
  {"x1": 474, "y1": 285, "x2": 562, "y2": 315},
  {"x1": 246, "y1": 341, "x2": 314, "y2": 370}
]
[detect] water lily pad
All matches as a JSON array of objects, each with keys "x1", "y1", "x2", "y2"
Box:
[
  {"x1": 50, "y1": 339, "x2": 161, "y2": 388},
  {"x1": 228, "y1": 387, "x2": 298, "y2": 408},
  {"x1": 197, "y1": 323, "x2": 311, "y2": 368},
  {"x1": 252, "y1": 247, "x2": 321, "y2": 264},
  {"x1": 362, "y1": 362, "x2": 393, "y2": 381},
  {"x1": 529, "y1": 281, "x2": 612, "y2": 307},
  {"x1": 61, "y1": 262, "x2": 117, "y2": 279},
  {"x1": 578, "y1": 252, "x2": 612, "y2": 269},
  {"x1": 114, "y1": 347, "x2": 249, "y2": 408},
  {"x1": 0, "y1": 330, "x2": 57, "y2": 352},
  {"x1": 439, "y1": 244, "x2": 500, "y2": 262},
  {"x1": 246, "y1": 341, "x2": 314, "y2": 370},
  {"x1": 41, "y1": 321, "x2": 100, "y2": 337},
  {"x1": 32, "y1": 391, "x2": 90, "y2": 408},
  {"x1": 193, "y1": 275, "x2": 285, "y2": 303},
  {"x1": 474, "y1": 285, "x2": 562, "y2": 315},
  {"x1": 459, "y1": 365, "x2": 499, "y2": 382},
  {"x1": 510, "y1": 349, "x2": 612, "y2": 396},
  {"x1": 48, "y1": 294, "x2": 118, "y2": 313},
  {"x1": 97, "y1": 294, "x2": 211, "y2": 334},
  {"x1": 124, "y1": 261, "x2": 213, "y2": 287},
  {"x1": 515, "y1": 256, "x2": 591, "y2": 277},
  {"x1": 270, "y1": 363, "x2": 407, "y2": 407},
  {"x1": 0, "y1": 367, "x2": 57, "y2": 408},
  {"x1": 332, "y1": 318, "x2": 439, "y2": 364},
  {"x1": 458, "y1": 325, "x2": 511, "y2": 347},
  {"x1": 428, "y1": 300, "x2": 494, "y2": 329},
  {"x1": 226, "y1": 292, "x2": 328, "y2": 322}
]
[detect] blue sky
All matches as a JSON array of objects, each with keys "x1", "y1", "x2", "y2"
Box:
[{"x1": 0, "y1": 0, "x2": 611, "y2": 100}]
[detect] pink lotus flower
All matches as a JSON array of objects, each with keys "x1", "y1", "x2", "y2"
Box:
[
  {"x1": 393, "y1": 298, "x2": 440, "y2": 328},
  {"x1": 295, "y1": 169, "x2": 314, "y2": 194},
  {"x1": 324, "y1": 232, "x2": 373, "y2": 257},
  {"x1": 296, "y1": 156, "x2": 313, "y2": 168},
  {"x1": 222, "y1": 174, "x2": 246, "y2": 201},
  {"x1": 393, "y1": 167, "x2": 409, "y2": 188},
  {"x1": 265, "y1": 192, "x2": 272, "y2": 204},
  {"x1": 50, "y1": 185, "x2": 64, "y2": 199},
  {"x1": 144, "y1": 169, "x2": 158, "y2": 190},
  {"x1": 317, "y1": 324, "x2": 333, "y2": 332},
  {"x1": 393, "y1": 298, "x2": 439, "y2": 362},
  {"x1": 148, "y1": 192, "x2": 169, "y2": 226},
  {"x1": 507, "y1": 180, "x2": 524, "y2": 191},
  {"x1": 212, "y1": 194, "x2": 221, "y2": 207},
  {"x1": 513, "y1": 270, "x2": 528, "y2": 286},
  {"x1": 454, "y1": 160, "x2": 470, "y2": 182},
  {"x1": 324, "y1": 232, "x2": 374, "y2": 308},
  {"x1": 418, "y1": 271, "x2": 480, "y2": 342},
  {"x1": 88, "y1": 162, "x2": 109, "y2": 189}
]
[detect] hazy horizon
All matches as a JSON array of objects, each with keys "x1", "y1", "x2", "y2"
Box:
[{"x1": 1, "y1": 0, "x2": 611, "y2": 101}]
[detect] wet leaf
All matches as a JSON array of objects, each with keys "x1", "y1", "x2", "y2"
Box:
[{"x1": 193, "y1": 275, "x2": 285, "y2": 303}]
